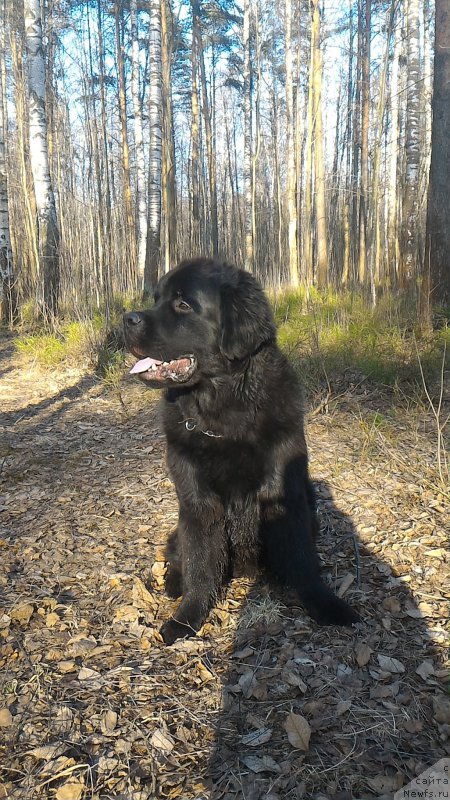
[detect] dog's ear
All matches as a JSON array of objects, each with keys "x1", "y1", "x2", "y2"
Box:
[{"x1": 220, "y1": 270, "x2": 276, "y2": 360}]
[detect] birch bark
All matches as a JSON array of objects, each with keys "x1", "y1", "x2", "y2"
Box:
[
  {"x1": 144, "y1": 0, "x2": 163, "y2": 294},
  {"x1": 130, "y1": 0, "x2": 147, "y2": 283},
  {"x1": 24, "y1": 0, "x2": 60, "y2": 318}
]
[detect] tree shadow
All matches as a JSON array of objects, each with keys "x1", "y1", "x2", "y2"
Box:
[{"x1": 204, "y1": 479, "x2": 449, "y2": 799}]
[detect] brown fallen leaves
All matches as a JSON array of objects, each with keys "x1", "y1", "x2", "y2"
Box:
[{"x1": 0, "y1": 341, "x2": 448, "y2": 799}]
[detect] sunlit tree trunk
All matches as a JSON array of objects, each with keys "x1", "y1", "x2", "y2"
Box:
[
  {"x1": 189, "y1": 0, "x2": 201, "y2": 255},
  {"x1": 96, "y1": 0, "x2": 112, "y2": 309},
  {"x1": 303, "y1": 4, "x2": 314, "y2": 285},
  {"x1": 130, "y1": 0, "x2": 147, "y2": 284},
  {"x1": 387, "y1": 11, "x2": 401, "y2": 285},
  {"x1": 24, "y1": 0, "x2": 60, "y2": 319},
  {"x1": 311, "y1": 0, "x2": 327, "y2": 287},
  {"x1": 420, "y1": 0, "x2": 450, "y2": 325},
  {"x1": 114, "y1": 0, "x2": 134, "y2": 265},
  {"x1": 144, "y1": 0, "x2": 162, "y2": 294},
  {"x1": 399, "y1": 0, "x2": 421, "y2": 288},
  {"x1": 285, "y1": 0, "x2": 298, "y2": 286},
  {"x1": 161, "y1": 0, "x2": 177, "y2": 271},
  {"x1": 358, "y1": 0, "x2": 370, "y2": 286},
  {"x1": 420, "y1": 0, "x2": 432, "y2": 206},
  {"x1": 0, "y1": 9, "x2": 15, "y2": 326},
  {"x1": 197, "y1": 7, "x2": 218, "y2": 257},
  {"x1": 243, "y1": 0, "x2": 253, "y2": 271}
]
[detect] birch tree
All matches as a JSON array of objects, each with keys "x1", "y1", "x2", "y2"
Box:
[
  {"x1": 130, "y1": 0, "x2": 147, "y2": 282},
  {"x1": 284, "y1": 0, "x2": 298, "y2": 286},
  {"x1": 387, "y1": 12, "x2": 401, "y2": 283},
  {"x1": 399, "y1": 0, "x2": 421, "y2": 287},
  {"x1": 144, "y1": 0, "x2": 163, "y2": 295},
  {"x1": 243, "y1": 0, "x2": 253, "y2": 272},
  {"x1": 311, "y1": 0, "x2": 327, "y2": 287},
  {"x1": 0, "y1": 17, "x2": 15, "y2": 325},
  {"x1": 24, "y1": 0, "x2": 60, "y2": 319}
]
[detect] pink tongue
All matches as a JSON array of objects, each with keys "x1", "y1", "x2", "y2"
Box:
[{"x1": 129, "y1": 357, "x2": 162, "y2": 374}]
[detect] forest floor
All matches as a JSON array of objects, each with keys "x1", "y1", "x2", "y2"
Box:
[{"x1": 0, "y1": 331, "x2": 449, "y2": 800}]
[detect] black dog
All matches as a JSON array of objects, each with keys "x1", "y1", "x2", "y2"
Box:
[{"x1": 124, "y1": 259, "x2": 359, "y2": 644}]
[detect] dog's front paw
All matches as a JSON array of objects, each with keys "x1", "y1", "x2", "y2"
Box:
[{"x1": 160, "y1": 617, "x2": 196, "y2": 645}]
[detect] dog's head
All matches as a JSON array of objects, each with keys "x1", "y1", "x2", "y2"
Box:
[{"x1": 123, "y1": 259, "x2": 276, "y2": 387}]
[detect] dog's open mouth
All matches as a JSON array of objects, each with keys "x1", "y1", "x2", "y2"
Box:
[{"x1": 130, "y1": 355, "x2": 196, "y2": 383}]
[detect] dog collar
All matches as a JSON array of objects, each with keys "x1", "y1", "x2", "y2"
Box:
[{"x1": 181, "y1": 418, "x2": 223, "y2": 438}]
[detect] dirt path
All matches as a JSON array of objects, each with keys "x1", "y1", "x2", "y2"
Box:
[{"x1": 0, "y1": 334, "x2": 448, "y2": 800}]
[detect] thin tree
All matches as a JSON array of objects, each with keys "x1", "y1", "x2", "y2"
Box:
[
  {"x1": 243, "y1": 0, "x2": 253, "y2": 271},
  {"x1": 0, "y1": 6, "x2": 15, "y2": 326},
  {"x1": 24, "y1": 0, "x2": 60, "y2": 319},
  {"x1": 399, "y1": 0, "x2": 421, "y2": 288},
  {"x1": 420, "y1": 0, "x2": 450, "y2": 326},
  {"x1": 130, "y1": 0, "x2": 147, "y2": 283},
  {"x1": 285, "y1": 0, "x2": 298, "y2": 286},
  {"x1": 190, "y1": 0, "x2": 201, "y2": 255},
  {"x1": 311, "y1": 0, "x2": 327, "y2": 287},
  {"x1": 144, "y1": 0, "x2": 163, "y2": 294}
]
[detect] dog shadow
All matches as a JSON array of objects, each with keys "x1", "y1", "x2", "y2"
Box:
[{"x1": 203, "y1": 479, "x2": 448, "y2": 800}]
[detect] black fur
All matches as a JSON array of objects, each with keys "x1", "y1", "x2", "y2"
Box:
[{"x1": 123, "y1": 259, "x2": 359, "y2": 644}]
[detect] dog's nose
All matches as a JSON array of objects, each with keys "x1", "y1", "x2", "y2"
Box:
[{"x1": 123, "y1": 311, "x2": 142, "y2": 327}]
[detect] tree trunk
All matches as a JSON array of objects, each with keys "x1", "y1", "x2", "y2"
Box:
[
  {"x1": 243, "y1": 0, "x2": 253, "y2": 271},
  {"x1": 387, "y1": 11, "x2": 401, "y2": 285},
  {"x1": 130, "y1": 0, "x2": 147, "y2": 284},
  {"x1": 24, "y1": 0, "x2": 60, "y2": 320},
  {"x1": 144, "y1": 0, "x2": 163, "y2": 295},
  {"x1": 357, "y1": 0, "x2": 370, "y2": 286},
  {"x1": 0, "y1": 11, "x2": 15, "y2": 326},
  {"x1": 114, "y1": 0, "x2": 134, "y2": 266},
  {"x1": 189, "y1": 0, "x2": 201, "y2": 256},
  {"x1": 196, "y1": 4, "x2": 218, "y2": 258},
  {"x1": 399, "y1": 0, "x2": 421, "y2": 288},
  {"x1": 311, "y1": 0, "x2": 327, "y2": 287},
  {"x1": 285, "y1": 0, "x2": 298, "y2": 286},
  {"x1": 420, "y1": 0, "x2": 450, "y2": 325},
  {"x1": 161, "y1": 0, "x2": 177, "y2": 272}
]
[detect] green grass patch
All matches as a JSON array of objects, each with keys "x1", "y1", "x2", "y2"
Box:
[{"x1": 275, "y1": 288, "x2": 449, "y2": 396}]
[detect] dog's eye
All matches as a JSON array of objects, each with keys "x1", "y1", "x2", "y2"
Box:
[{"x1": 175, "y1": 298, "x2": 192, "y2": 313}]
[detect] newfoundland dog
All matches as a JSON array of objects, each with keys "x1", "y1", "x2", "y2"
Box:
[{"x1": 123, "y1": 258, "x2": 359, "y2": 644}]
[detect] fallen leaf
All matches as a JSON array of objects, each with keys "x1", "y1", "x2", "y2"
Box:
[
  {"x1": 10, "y1": 603, "x2": 34, "y2": 625},
  {"x1": 46, "y1": 612, "x2": 60, "y2": 628},
  {"x1": 284, "y1": 713, "x2": 311, "y2": 751},
  {"x1": 150, "y1": 729, "x2": 175, "y2": 752},
  {"x1": 337, "y1": 572, "x2": 355, "y2": 598},
  {"x1": 55, "y1": 778, "x2": 85, "y2": 800},
  {"x1": 0, "y1": 709, "x2": 13, "y2": 727},
  {"x1": 132, "y1": 577, "x2": 157, "y2": 610},
  {"x1": 101, "y1": 710, "x2": 118, "y2": 734},
  {"x1": 113, "y1": 605, "x2": 139, "y2": 624},
  {"x1": 336, "y1": 700, "x2": 352, "y2": 716},
  {"x1": 416, "y1": 661, "x2": 435, "y2": 680},
  {"x1": 57, "y1": 661, "x2": 76, "y2": 674},
  {"x1": 196, "y1": 660, "x2": 215, "y2": 683},
  {"x1": 404, "y1": 719, "x2": 423, "y2": 733},
  {"x1": 355, "y1": 643, "x2": 372, "y2": 667},
  {"x1": 241, "y1": 727, "x2": 273, "y2": 747},
  {"x1": 29, "y1": 743, "x2": 67, "y2": 760},
  {"x1": 377, "y1": 654, "x2": 405, "y2": 674},
  {"x1": 433, "y1": 696, "x2": 450, "y2": 724},
  {"x1": 241, "y1": 755, "x2": 281, "y2": 773},
  {"x1": 78, "y1": 667, "x2": 101, "y2": 681}
]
